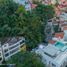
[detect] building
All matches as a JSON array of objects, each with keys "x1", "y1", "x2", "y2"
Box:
[
  {"x1": 0, "y1": 44, "x2": 3, "y2": 63},
  {"x1": 0, "y1": 37, "x2": 25, "y2": 62},
  {"x1": 35, "y1": 21, "x2": 67, "y2": 67},
  {"x1": 35, "y1": 41, "x2": 67, "y2": 67}
]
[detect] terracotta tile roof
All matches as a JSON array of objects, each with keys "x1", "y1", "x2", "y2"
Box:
[
  {"x1": 54, "y1": 32, "x2": 64, "y2": 39},
  {"x1": 63, "y1": 26, "x2": 67, "y2": 30},
  {"x1": 48, "y1": 40, "x2": 56, "y2": 44},
  {"x1": 31, "y1": 4, "x2": 37, "y2": 9}
]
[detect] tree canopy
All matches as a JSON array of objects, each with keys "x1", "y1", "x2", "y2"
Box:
[
  {"x1": 33, "y1": 4, "x2": 55, "y2": 23},
  {"x1": 0, "y1": 0, "x2": 55, "y2": 66},
  {"x1": 0, "y1": 0, "x2": 55, "y2": 50},
  {"x1": 7, "y1": 52, "x2": 45, "y2": 67},
  {"x1": 0, "y1": 0, "x2": 26, "y2": 37},
  {"x1": 25, "y1": 4, "x2": 55, "y2": 50}
]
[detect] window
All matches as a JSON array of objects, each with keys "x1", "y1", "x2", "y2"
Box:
[
  {"x1": 4, "y1": 49, "x2": 8, "y2": 53},
  {"x1": 52, "y1": 63, "x2": 56, "y2": 67},
  {"x1": 20, "y1": 40, "x2": 25, "y2": 45},
  {"x1": 48, "y1": 20, "x2": 52, "y2": 22},
  {"x1": 9, "y1": 44, "x2": 19, "y2": 50},
  {"x1": 49, "y1": 61, "x2": 50, "y2": 64},
  {"x1": 4, "y1": 45, "x2": 7, "y2": 47},
  {"x1": 0, "y1": 57, "x2": 2, "y2": 61},
  {"x1": 10, "y1": 48, "x2": 19, "y2": 54},
  {"x1": 5, "y1": 53, "x2": 9, "y2": 57},
  {"x1": 0, "y1": 53, "x2": 1, "y2": 56}
]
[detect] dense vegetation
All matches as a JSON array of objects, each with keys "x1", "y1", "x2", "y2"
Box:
[
  {"x1": 0, "y1": 0, "x2": 55, "y2": 49},
  {"x1": 0, "y1": 0, "x2": 55, "y2": 67},
  {"x1": 7, "y1": 52, "x2": 45, "y2": 67}
]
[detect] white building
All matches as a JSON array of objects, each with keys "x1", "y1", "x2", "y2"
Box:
[
  {"x1": 0, "y1": 37, "x2": 25, "y2": 62},
  {"x1": 0, "y1": 44, "x2": 3, "y2": 63},
  {"x1": 35, "y1": 42, "x2": 67, "y2": 67}
]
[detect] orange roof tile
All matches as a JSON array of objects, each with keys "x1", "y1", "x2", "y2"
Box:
[{"x1": 54, "y1": 32, "x2": 64, "y2": 39}]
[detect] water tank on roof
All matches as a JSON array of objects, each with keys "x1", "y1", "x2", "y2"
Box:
[{"x1": 39, "y1": 45, "x2": 45, "y2": 49}]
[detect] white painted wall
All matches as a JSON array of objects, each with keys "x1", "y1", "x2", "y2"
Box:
[
  {"x1": 35, "y1": 48, "x2": 66, "y2": 67},
  {"x1": 1, "y1": 38, "x2": 25, "y2": 61}
]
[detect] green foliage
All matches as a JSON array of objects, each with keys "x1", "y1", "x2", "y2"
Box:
[
  {"x1": 26, "y1": 4, "x2": 55, "y2": 50},
  {"x1": 0, "y1": 0, "x2": 55, "y2": 67},
  {"x1": 22, "y1": 13, "x2": 45, "y2": 50},
  {"x1": 0, "y1": 0, "x2": 18, "y2": 37},
  {"x1": 16, "y1": 5, "x2": 26, "y2": 14},
  {"x1": 33, "y1": 4, "x2": 55, "y2": 23},
  {"x1": 7, "y1": 52, "x2": 45, "y2": 67},
  {"x1": 25, "y1": 4, "x2": 55, "y2": 50},
  {"x1": 0, "y1": 65, "x2": 8, "y2": 67},
  {"x1": 0, "y1": 0, "x2": 55, "y2": 50}
]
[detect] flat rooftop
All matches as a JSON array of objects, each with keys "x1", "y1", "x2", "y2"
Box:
[
  {"x1": 36, "y1": 41, "x2": 67, "y2": 65},
  {"x1": 44, "y1": 45, "x2": 59, "y2": 57}
]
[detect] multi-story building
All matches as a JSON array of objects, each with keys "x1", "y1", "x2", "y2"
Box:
[
  {"x1": 0, "y1": 37, "x2": 25, "y2": 62},
  {"x1": 35, "y1": 41, "x2": 67, "y2": 67},
  {"x1": 35, "y1": 23, "x2": 67, "y2": 67}
]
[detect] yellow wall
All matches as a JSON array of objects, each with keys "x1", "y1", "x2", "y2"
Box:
[{"x1": 20, "y1": 45, "x2": 26, "y2": 51}]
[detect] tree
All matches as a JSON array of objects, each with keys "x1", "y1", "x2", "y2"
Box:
[
  {"x1": 0, "y1": 0, "x2": 55, "y2": 50},
  {"x1": 0, "y1": 0, "x2": 43, "y2": 49},
  {"x1": 0, "y1": 0, "x2": 26, "y2": 37},
  {"x1": 7, "y1": 52, "x2": 45, "y2": 67},
  {"x1": 33, "y1": 4, "x2": 55, "y2": 23},
  {"x1": 0, "y1": 65, "x2": 7, "y2": 67},
  {"x1": 24, "y1": 4, "x2": 55, "y2": 50},
  {"x1": 23, "y1": 13, "x2": 45, "y2": 50},
  {"x1": 17, "y1": 4, "x2": 55, "y2": 50}
]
